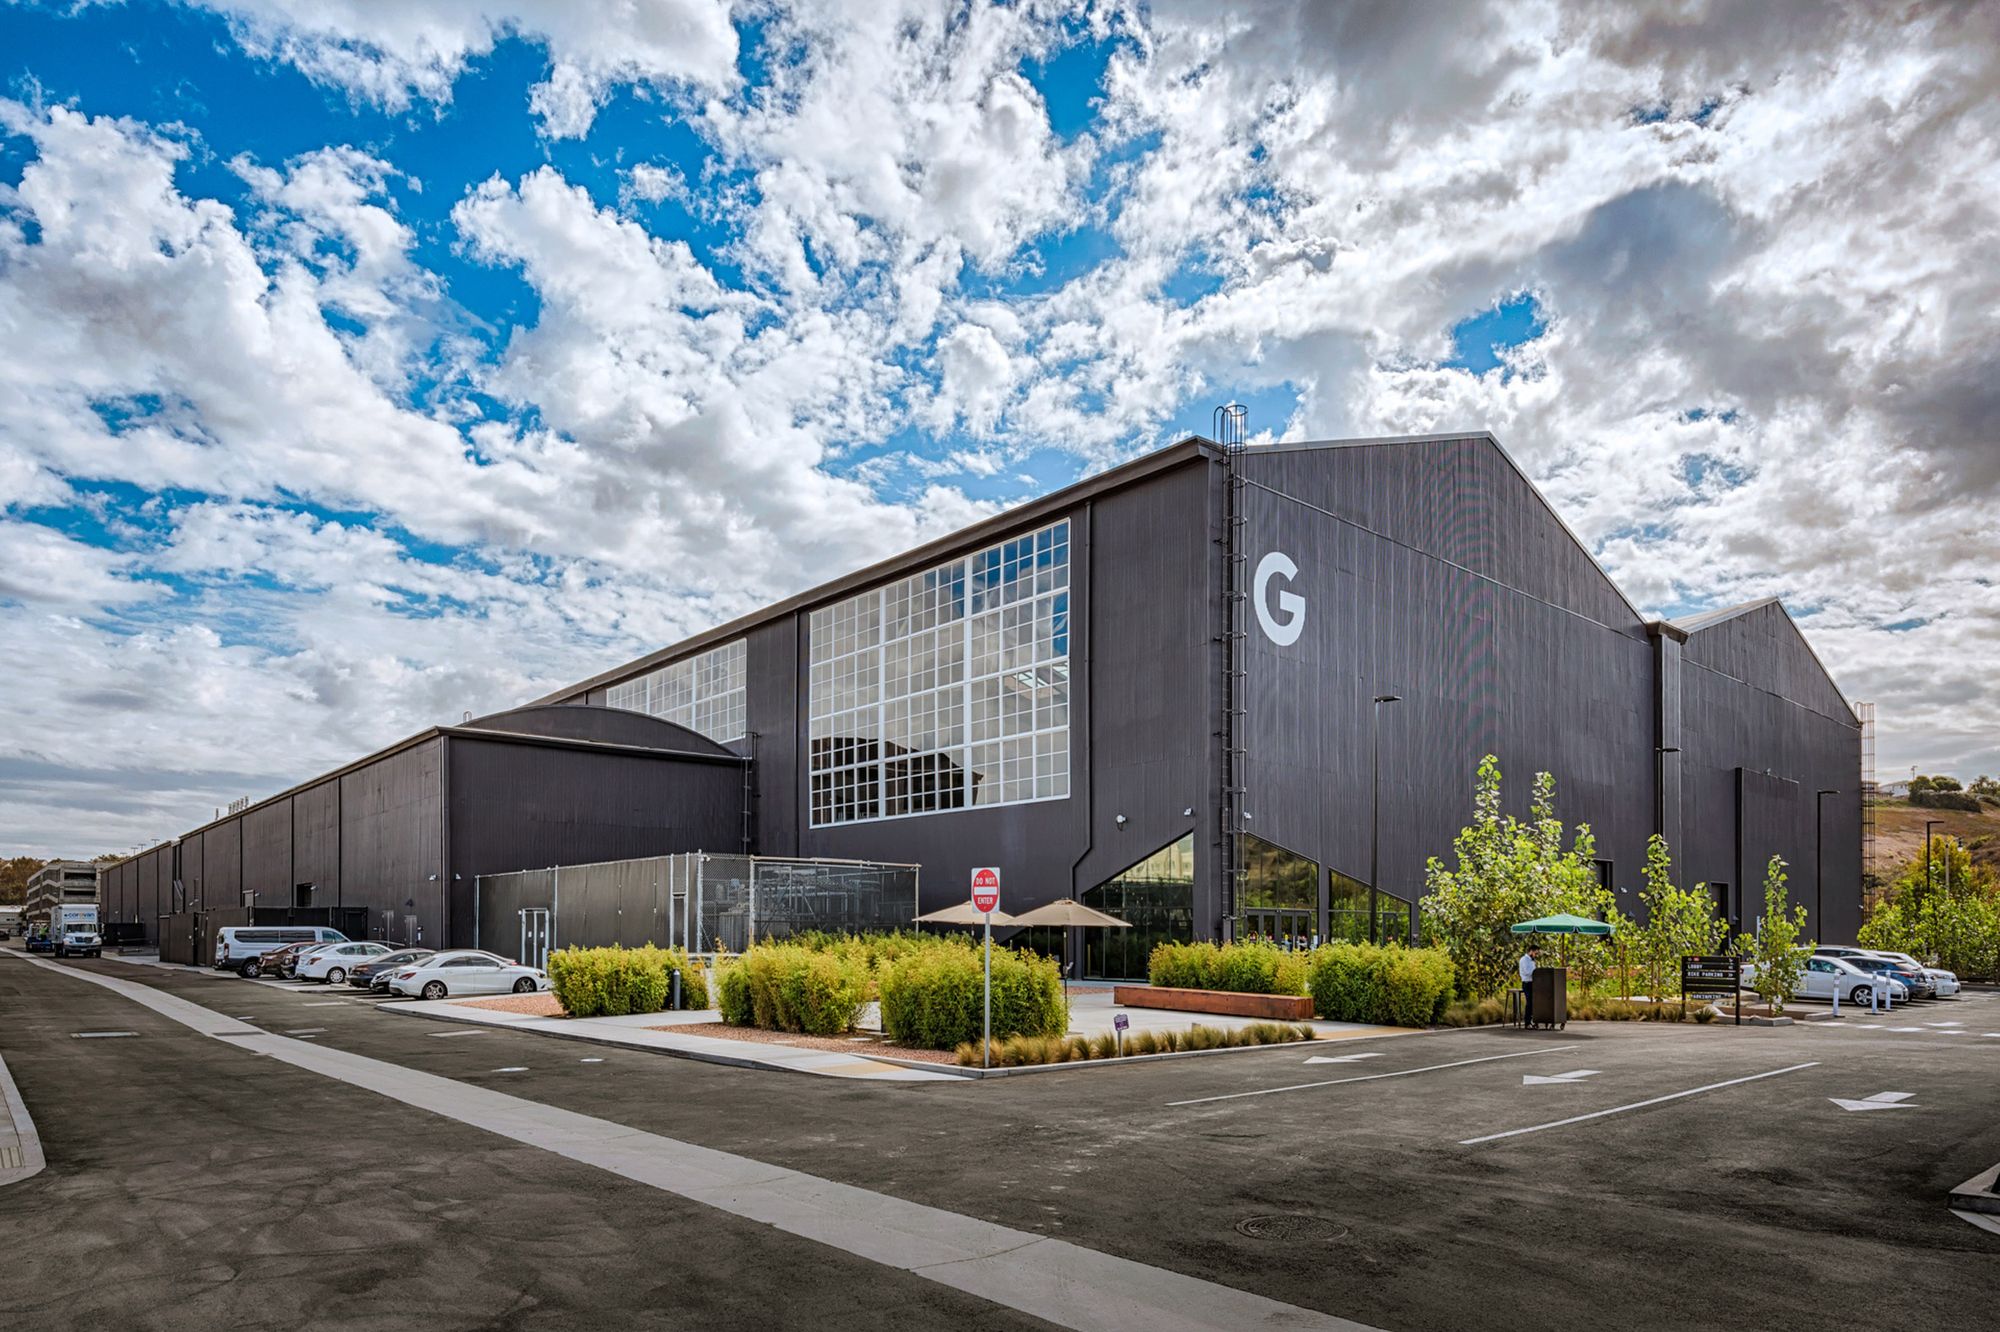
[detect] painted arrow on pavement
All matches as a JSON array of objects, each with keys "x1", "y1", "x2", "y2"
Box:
[
  {"x1": 1829, "y1": 1091, "x2": 1917, "y2": 1112},
  {"x1": 1522, "y1": 1069, "x2": 1600, "y2": 1085},
  {"x1": 1303, "y1": 1052, "x2": 1386, "y2": 1064}
]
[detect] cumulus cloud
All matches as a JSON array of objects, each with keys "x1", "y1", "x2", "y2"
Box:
[{"x1": 5, "y1": 0, "x2": 1999, "y2": 852}]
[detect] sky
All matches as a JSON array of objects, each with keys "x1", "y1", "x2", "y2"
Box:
[{"x1": 2, "y1": 0, "x2": 1997, "y2": 857}]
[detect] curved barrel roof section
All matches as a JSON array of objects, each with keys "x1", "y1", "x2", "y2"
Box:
[{"x1": 459, "y1": 703, "x2": 737, "y2": 757}]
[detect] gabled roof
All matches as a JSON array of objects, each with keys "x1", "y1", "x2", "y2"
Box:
[{"x1": 1669, "y1": 596, "x2": 1781, "y2": 633}]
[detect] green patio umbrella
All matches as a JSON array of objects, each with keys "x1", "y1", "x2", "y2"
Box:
[{"x1": 1509, "y1": 913, "x2": 1614, "y2": 936}]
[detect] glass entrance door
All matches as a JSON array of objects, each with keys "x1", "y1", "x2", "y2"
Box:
[{"x1": 1244, "y1": 909, "x2": 1313, "y2": 949}]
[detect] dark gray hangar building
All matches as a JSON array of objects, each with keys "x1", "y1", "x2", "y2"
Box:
[{"x1": 100, "y1": 432, "x2": 1862, "y2": 974}]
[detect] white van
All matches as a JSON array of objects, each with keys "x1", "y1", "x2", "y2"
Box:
[{"x1": 214, "y1": 926, "x2": 348, "y2": 977}]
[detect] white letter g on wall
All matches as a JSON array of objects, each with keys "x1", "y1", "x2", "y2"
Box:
[{"x1": 1253, "y1": 551, "x2": 1305, "y2": 646}]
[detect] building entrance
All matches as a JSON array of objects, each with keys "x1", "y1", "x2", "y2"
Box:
[{"x1": 1242, "y1": 908, "x2": 1314, "y2": 950}]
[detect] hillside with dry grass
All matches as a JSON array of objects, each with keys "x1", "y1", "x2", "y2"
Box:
[{"x1": 1870, "y1": 799, "x2": 2000, "y2": 877}]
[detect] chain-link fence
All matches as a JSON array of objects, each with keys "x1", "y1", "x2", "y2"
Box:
[{"x1": 475, "y1": 853, "x2": 920, "y2": 961}]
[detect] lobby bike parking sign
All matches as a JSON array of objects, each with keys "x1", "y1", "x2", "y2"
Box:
[{"x1": 1681, "y1": 954, "x2": 1743, "y2": 1026}]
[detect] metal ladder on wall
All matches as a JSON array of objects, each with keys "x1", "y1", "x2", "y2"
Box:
[{"x1": 1214, "y1": 403, "x2": 1249, "y2": 939}]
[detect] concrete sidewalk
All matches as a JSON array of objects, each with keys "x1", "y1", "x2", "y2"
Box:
[
  {"x1": 0, "y1": 1050, "x2": 46, "y2": 1187},
  {"x1": 387, "y1": 999, "x2": 962, "y2": 1082}
]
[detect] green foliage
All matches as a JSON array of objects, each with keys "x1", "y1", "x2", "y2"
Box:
[
  {"x1": 1628, "y1": 834, "x2": 1728, "y2": 1000},
  {"x1": 1147, "y1": 940, "x2": 1308, "y2": 995},
  {"x1": 955, "y1": 1021, "x2": 1316, "y2": 1066},
  {"x1": 785, "y1": 929, "x2": 938, "y2": 974},
  {"x1": 547, "y1": 944, "x2": 710, "y2": 1018},
  {"x1": 1909, "y1": 774, "x2": 1961, "y2": 795},
  {"x1": 1968, "y1": 774, "x2": 2000, "y2": 801},
  {"x1": 1733, "y1": 856, "x2": 1813, "y2": 1013},
  {"x1": 1419, "y1": 756, "x2": 1614, "y2": 998},
  {"x1": 1861, "y1": 890, "x2": 2000, "y2": 979},
  {"x1": 1305, "y1": 942, "x2": 1455, "y2": 1026},
  {"x1": 1910, "y1": 789, "x2": 1982, "y2": 812},
  {"x1": 715, "y1": 944, "x2": 871, "y2": 1035},
  {"x1": 877, "y1": 939, "x2": 1067, "y2": 1049}
]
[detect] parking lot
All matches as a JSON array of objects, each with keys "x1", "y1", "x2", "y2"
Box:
[{"x1": 2, "y1": 948, "x2": 1995, "y2": 1331}]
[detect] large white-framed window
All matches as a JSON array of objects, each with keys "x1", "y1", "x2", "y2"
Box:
[
  {"x1": 604, "y1": 639, "x2": 746, "y2": 744},
  {"x1": 808, "y1": 520, "x2": 1070, "y2": 827}
]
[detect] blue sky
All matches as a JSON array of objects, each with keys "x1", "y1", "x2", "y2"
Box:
[{"x1": 2, "y1": 1, "x2": 1994, "y2": 852}]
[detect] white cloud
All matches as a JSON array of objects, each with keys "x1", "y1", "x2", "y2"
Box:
[
  {"x1": 7, "y1": 0, "x2": 2000, "y2": 852},
  {"x1": 193, "y1": 0, "x2": 739, "y2": 135}
]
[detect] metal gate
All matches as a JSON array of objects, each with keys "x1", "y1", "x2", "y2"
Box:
[{"x1": 518, "y1": 907, "x2": 551, "y2": 970}]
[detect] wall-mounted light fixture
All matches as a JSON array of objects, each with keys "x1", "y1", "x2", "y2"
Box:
[
  {"x1": 1183, "y1": 807, "x2": 1193, "y2": 817},
  {"x1": 1114, "y1": 813, "x2": 1128, "y2": 827}
]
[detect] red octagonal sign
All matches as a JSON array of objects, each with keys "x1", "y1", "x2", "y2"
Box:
[{"x1": 970, "y1": 867, "x2": 1001, "y2": 914}]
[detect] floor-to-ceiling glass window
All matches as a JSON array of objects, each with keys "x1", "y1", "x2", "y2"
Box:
[
  {"x1": 1238, "y1": 834, "x2": 1319, "y2": 949},
  {"x1": 1327, "y1": 867, "x2": 1414, "y2": 945},
  {"x1": 807, "y1": 521, "x2": 1069, "y2": 826},
  {"x1": 604, "y1": 639, "x2": 747, "y2": 744},
  {"x1": 1082, "y1": 834, "x2": 1194, "y2": 980}
]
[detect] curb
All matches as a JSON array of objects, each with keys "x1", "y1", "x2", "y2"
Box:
[
  {"x1": 384, "y1": 1002, "x2": 1418, "y2": 1080},
  {"x1": 0, "y1": 1052, "x2": 47, "y2": 1189},
  {"x1": 379, "y1": 1002, "x2": 821, "y2": 1078},
  {"x1": 1949, "y1": 1162, "x2": 2000, "y2": 1217}
]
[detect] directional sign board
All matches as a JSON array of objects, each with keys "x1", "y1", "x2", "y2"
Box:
[{"x1": 971, "y1": 866, "x2": 1001, "y2": 914}]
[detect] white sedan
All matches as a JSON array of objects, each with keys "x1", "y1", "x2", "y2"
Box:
[
  {"x1": 386, "y1": 950, "x2": 549, "y2": 1000},
  {"x1": 1799, "y1": 955, "x2": 1909, "y2": 1006},
  {"x1": 295, "y1": 941, "x2": 397, "y2": 984},
  {"x1": 1868, "y1": 950, "x2": 1961, "y2": 997}
]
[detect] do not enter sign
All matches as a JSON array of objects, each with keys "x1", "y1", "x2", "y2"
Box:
[{"x1": 970, "y1": 867, "x2": 1001, "y2": 914}]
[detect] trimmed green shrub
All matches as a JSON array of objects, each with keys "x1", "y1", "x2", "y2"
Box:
[
  {"x1": 1147, "y1": 941, "x2": 1308, "y2": 995},
  {"x1": 878, "y1": 940, "x2": 1067, "y2": 1049},
  {"x1": 547, "y1": 944, "x2": 710, "y2": 1018},
  {"x1": 716, "y1": 944, "x2": 870, "y2": 1035},
  {"x1": 1306, "y1": 942, "x2": 1455, "y2": 1026},
  {"x1": 957, "y1": 1021, "x2": 1316, "y2": 1066}
]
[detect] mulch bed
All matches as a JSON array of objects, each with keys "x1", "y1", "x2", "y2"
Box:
[
  {"x1": 459, "y1": 993, "x2": 567, "y2": 1017},
  {"x1": 660, "y1": 1022, "x2": 960, "y2": 1066}
]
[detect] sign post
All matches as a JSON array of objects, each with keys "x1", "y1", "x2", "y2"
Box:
[{"x1": 972, "y1": 867, "x2": 1001, "y2": 1069}]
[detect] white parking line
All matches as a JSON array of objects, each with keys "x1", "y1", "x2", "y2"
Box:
[
  {"x1": 1168, "y1": 1046, "x2": 1582, "y2": 1107},
  {"x1": 493, "y1": 1067, "x2": 529, "y2": 1073},
  {"x1": 283, "y1": 1028, "x2": 327, "y2": 1036},
  {"x1": 1459, "y1": 1063, "x2": 1819, "y2": 1145},
  {"x1": 11, "y1": 948, "x2": 1380, "y2": 1332},
  {"x1": 302, "y1": 1002, "x2": 346, "y2": 1007},
  {"x1": 428, "y1": 1030, "x2": 490, "y2": 1038}
]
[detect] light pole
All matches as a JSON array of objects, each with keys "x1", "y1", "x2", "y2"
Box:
[
  {"x1": 1923, "y1": 819, "x2": 1942, "y2": 899},
  {"x1": 1815, "y1": 789, "x2": 1837, "y2": 939},
  {"x1": 1371, "y1": 694, "x2": 1401, "y2": 944}
]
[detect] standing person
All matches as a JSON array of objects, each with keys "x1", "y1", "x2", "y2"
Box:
[{"x1": 1518, "y1": 944, "x2": 1541, "y2": 1025}]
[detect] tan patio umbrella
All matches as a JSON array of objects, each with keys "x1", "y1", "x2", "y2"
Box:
[
  {"x1": 1009, "y1": 898, "x2": 1131, "y2": 1003},
  {"x1": 912, "y1": 901, "x2": 1021, "y2": 927}
]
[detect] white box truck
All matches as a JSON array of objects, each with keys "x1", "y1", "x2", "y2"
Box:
[{"x1": 53, "y1": 903, "x2": 101, "y2": 958}]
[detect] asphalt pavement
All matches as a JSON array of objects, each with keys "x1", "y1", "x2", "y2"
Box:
[{"x1": 2, "y1": 948, "x2": 1996, "y2": 1331}]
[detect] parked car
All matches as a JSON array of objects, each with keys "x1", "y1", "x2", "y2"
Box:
[
  {"x1": 24, "y1": 929, "x2": 54, "y2": 954},
  {"x1": 295, "y1": 941, "x2": 396, "y2": 985},
  {"x1": 1815, "y1": 946, "x2": 1936, "y2": 1000},
  {"x1": 1866, "y1": 949, "x2": 1960, "y2": 998},
  {"x1": 214, "y1": 926, "x2": 348, "y2": 977},
  {"x1": 349, "y1": 949, "x2": 434, "y2": 992},
  {"x1": 261, "y1": 941, "x2": 333, "y2": 980},
  {"x1": 1799, "y1": 955, "x2": 1909, "y2": 1006},
  {"x1": 386, "y1": 950, "x2": 548, "y2": 1001}
]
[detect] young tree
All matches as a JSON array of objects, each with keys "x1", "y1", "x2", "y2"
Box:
[
  {"x1": 1735, "y1": 855, "x2": 1813, "y2": 1013},
  {"x1": 1629, "y1": 834, "x2": 1727, "y2": 1000},
  {"x1": 1422, "y1": 756, "x2": 1611, "y2": 998}
]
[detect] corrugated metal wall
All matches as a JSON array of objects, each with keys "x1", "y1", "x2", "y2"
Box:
[{"x1": 1236, "y1": 438, "x2": 1657, "y2": 935}]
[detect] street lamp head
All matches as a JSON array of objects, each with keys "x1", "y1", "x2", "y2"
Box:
[
  {"x1": 1374, "y1": 694, "x2": 1401, "y2": 704},
  {"x1": 1656, "y1": 745, "x2": 1681, "y2": 754},
  {"x1": 1817, "y1": 788, "x2": 1838, "y2": 796}
]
